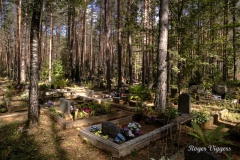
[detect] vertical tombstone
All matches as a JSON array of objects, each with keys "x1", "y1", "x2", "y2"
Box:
[
  {"x1": 59, "y1": 98, "x2": 71, "y2": 114},
  {"x1": 178, "y1": 93, "x2": 191, "y2": 114}
]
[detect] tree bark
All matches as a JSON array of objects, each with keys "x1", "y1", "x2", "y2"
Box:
[
  {"x1": 89, "y1": 6, "x2": 94, "y2": 78},
  {"x1": 67, "y1": 2, "x2": 73, "y2": 80},
  {"x1": 27, "y1": 0, "x2": 42, "y2": 127},
  {"x1": 154, "y1": 0, "x2": 168, "y2": 112},
  {"x1": 17, "y1": 0, "x2": 22, "y2": 84},
  {"x1": 117, "y1": 0, "x2": 122, "y2": 91},
  {"x1": 222, "y1": 0, "x2": 229, "y2": 81},
  {"x1": 127, "y1": 0, "x2": 133, "y2": 85},
  {"x1": 48, "y1": 3, "x2": 53, "y2": 82},
  {"x1": 75, "y1": 11, "x2": 80, "y2": 82},
  {"x1": 105, "y1": 0, "x2": 111, "y2": 90},
  {"x1": 232, "y1": 0, "x2": 238, "y2": 80},
  {"x1": 80, "y1": 0, "x2": 86, "y2": 81}
]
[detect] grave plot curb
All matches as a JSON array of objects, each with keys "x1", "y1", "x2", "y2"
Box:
[
  {"x1": 213, "y1": 109, "x2": 237, "y2": 129},
  {"x1": 79, "y1": 116, "x2": 180, "y2": 158},
  {"x1": 44, "y1": 108, "x2": 132, "y2": 129}
]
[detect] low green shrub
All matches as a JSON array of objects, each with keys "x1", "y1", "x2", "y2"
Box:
[{"x1": 191, "y1": 110, "x2": 210, "y2": 124}]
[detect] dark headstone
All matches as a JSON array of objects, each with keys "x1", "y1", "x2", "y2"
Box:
[
  {"x1": 102, "y1": 121, "x2": 120, "y2": 138},
  {"x1": 189, "y1": 85, "x2": 205, "y2": 94},
  {"x1": 178, "y1": 93, "x2": 191, "y2": 114},
  {"x1": 184, "y1": 147, "x2": 219, "y2": 160},
  {"x1": 212, "y1": 84, "x2": 227, "y2": 99}
]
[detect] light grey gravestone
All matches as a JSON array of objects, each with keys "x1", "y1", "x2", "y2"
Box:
[
  {"x1": 178, "y1": 93, "x2": 191, "y2": 114},
  {"x1": 59, "y1": 98, "x2": 71, "y2": 114}
]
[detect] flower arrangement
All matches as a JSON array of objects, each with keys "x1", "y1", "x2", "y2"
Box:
[
  {"x1": 46, "y1": 100, "x2": 54, "y2": 106},
  {"x1": 120, "y1": 121, "x2": 143, "y2": 139},
  {"x1": 79, "y1": 108, "x2": 92, "y2": 118}
]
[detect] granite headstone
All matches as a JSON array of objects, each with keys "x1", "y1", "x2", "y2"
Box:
[
  {"x1": 178, "y1": 93, "x2": 191, "y2": 114},
  {"x1": 102, "y1": 121, "x2": 120, "y2": 138}
]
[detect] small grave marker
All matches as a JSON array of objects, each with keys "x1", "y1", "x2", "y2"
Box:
[
  {"x1": 59, "y1": 98, "x2": 71, "y2": 113},
  {"x1": 178, "y1": 93, "x2": 191, "y2": 114}
]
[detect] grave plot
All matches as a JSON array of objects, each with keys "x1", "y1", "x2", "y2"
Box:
[
  {"x1": 79, "y1": 114, "x2": 193, "y2": 158},
  {"x1": 44, "y1": 98, "x2": 132, "y2": 129}
]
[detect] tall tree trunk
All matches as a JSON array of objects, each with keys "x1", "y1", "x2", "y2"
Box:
[
  {"x1": 14, "y1": 33, "x2": 18, "y2": 81},
  {"x1": 142, "y1": 0, "x2": 148, "y2": 86},
  {"x1": 98, "y1": 7, "x2": 102, "y2": 78},
  {"x1": 17, "y1": 0, "x2": 22, "y2": 84},
  {"x1": 117, "y1": 0, "x2": 122, "y2": 91},
  {"x1": 105, "y1": 0, "x2": 111, "y2": 90},
  {"x1": 80, "y1": 0, "x2": 86, "y2": 81},
  {"x1": 128, "y1": 0, "x2": 133, "y2": 85},
  {"x1": 67, "y1": 3, "x2": 73, "y2": 80},
  {"x1": 0, "y1": 0, "x2": 3, "y2": 76},
  {"x1": 75, "y1": 11, "x2": 80, "y2": 82},
  {"x1": 48, "y1": 4, "x2": 53, "y2": 82},
  {"x1": 44, "y1": 22, "x2": 48, "y2": 69},
  {"x1": 232, "y1": 0, "x2": 238, "y2": 80},
  {"x1": 38, "y1": 1, "x2": 42, "y2": 80},
  {"x1": 222, "y1": 0, "x2": 229, "y2": 81},
  {"x1": 89, "y1": 6, "x2": 94, "y2": 78},
  {"x1": 27, "y1": 0, "x2": 42, "y2": 128},
  {"x1": 6, "y1": 38, "x2": 10, "y2": 78},
  {"x1": 155, "y1": 0, "x2": 168, "y2": 112},
  {"x1": 70, "y1": 8, "x2": 75, "y2": 81},
  {"x1": 176, "y1": 0, "x2": 184, "y2": 94}
]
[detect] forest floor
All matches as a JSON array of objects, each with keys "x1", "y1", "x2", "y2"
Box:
[{"x1": 0, "y1": 110, "x2": 240, "y2": 160}]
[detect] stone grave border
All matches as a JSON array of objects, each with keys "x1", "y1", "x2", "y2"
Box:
[
  {"x1": 44, "y1": 108, "x2": 132, "y2": 129},
  {"x1": 213, "y1": 109, "x2": 237, "y2": 129},
  {"x1": 78, "y1": 115, "x2": 190, "y2": 158}
]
